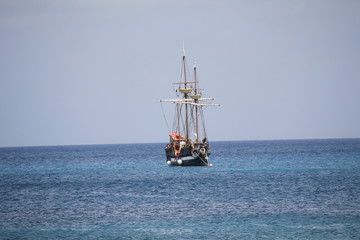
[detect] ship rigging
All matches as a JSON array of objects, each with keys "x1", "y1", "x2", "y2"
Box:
[{"x1": 160, "y1": 49, "x2": 219, "y2": 166}]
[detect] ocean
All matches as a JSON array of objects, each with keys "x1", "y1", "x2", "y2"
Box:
[{"x1": 0, "y1": 139, "x2": 359, "y2": 239}]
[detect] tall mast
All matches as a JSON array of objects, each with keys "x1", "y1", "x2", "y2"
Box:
[
  {"x1": 183, "y1": 53, "x2": 189, "y2": 140},
  {"x1": 194, "y1": 63, "x2": 199, "y2": 142}
]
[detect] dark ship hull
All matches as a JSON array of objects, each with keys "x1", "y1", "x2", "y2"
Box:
[{"x1": 165, "y1": 143, "x2": 210, "y2": 166}]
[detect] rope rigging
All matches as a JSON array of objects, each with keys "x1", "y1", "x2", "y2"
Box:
[{"x1": 160, "y1": 102, "x2": 170, "y2": 134}]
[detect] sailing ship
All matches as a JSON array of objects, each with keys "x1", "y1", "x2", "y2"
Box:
[{"x1": 160, "y1": 49, "x2": 219, "y2": 166}]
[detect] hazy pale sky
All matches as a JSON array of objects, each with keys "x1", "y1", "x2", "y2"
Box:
[{"x1": 1, "y1": 0, "x2": 360, "y2": 147}]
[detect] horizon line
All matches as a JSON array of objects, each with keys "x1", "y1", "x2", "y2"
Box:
[{"x1": 1, "y1": 137, "x2": 360, "y2": 149}]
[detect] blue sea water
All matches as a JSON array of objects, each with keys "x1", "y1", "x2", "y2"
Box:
[{"x1": 0, "y1": 139, "x2": 360, "y2": 239}]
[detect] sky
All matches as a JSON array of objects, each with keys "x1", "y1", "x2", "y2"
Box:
[{"x1": 1, "y1": 0, "x2": 360, "y2": 147}]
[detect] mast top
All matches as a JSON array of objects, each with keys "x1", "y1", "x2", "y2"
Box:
[{"x1": 182, "y1": 41, "x2": 186, "y2": 57}]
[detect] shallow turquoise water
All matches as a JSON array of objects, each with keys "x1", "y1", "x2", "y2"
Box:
[{"x1": 1, "y1": 139, "x2": 360, "y2": 239}]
